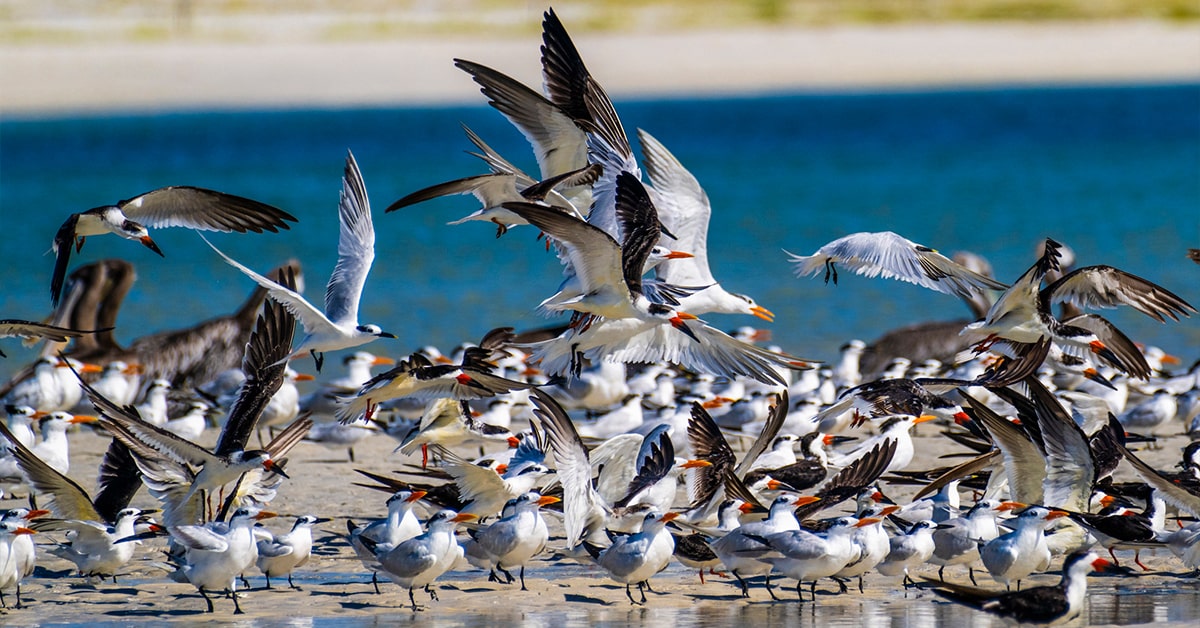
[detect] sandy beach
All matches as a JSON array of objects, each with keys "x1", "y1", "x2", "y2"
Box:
[
  {"x1": 1, "y1": 418, "x2": 1199, "y2": 626},
  {"x1": 2, "y1": 20, "x2": 1198, "y2": 116}
]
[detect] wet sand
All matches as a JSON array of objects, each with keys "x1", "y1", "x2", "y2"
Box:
[{"x1": 3, "y1": 417, "x2": 1200, "y2": 625}]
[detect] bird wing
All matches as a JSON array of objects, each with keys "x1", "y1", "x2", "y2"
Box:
[
  {"x1": 1060, "y1": 314, "x2": 1150, "y2": 379},
  {"x1": 638, "y1": 128, "x2": 715, "y2": 286},
  {"x1": 117, "y1": 186, "x2": 295, "y2": 232},
  {"x1": 960, "y1": 391, "x2": 1045, "y2": 505},
  {"x1": 789, "y1": 231, "x2": 1008, "y2": 298},
  {"x1": 502, "y1": 201, "x2": 625, "y2": 293},
  {"x1": 324, "y1": 150, "x2": 375, "y2": 327},
  {"x1": 613, "y1": 430, "x2": 675, "y2": 509},
  {"x1": 1026, "y1": 378, "x2": 1094, "y2": 512},
  {"x1": 384, "y1": 173, "x2": 521, "y2": 213},
  {"x1": 0, "y1": 319, "x2": 90, "y2": 343},
  {"x1": 215, "y1": 271, "x2": 297, "y2": 456},
  {"x1": 613, "y1": 172, "x2": 669, "y2": 297},
  {"x1": 1121, "y1": 444, "x2": 1200, "y2": 518},
  {"x1": 455, "y1": 59, "x2": 588, "y2": 184},
  {"x1": 796, "y1": 439, "x2": 898, "y2": 520},
  {"x1": 0, "y1": 421, "x2": 102, "y2": 521},
  {"x1": 686, "y1": 401, "x2": 738, "y2": 509},
  {"x1": 1045, "y1": 265, "x2": 1195, "y2": 323},
  {"x1": 203, "y1": 234, "x2": 339, "y2": 339},
  {"x1": 49, "y1": 214, "x2": 81, "y2": 306},
  {"x1": 580, "y1": 78, "x2": 640, "y2": 243},
  {"x1": 92, "y1": 439, "x2": 144, "y2": 524},
  {"x1": 169, "y1": 524, "x2": 229, "y2": 552},
  {"x1": 529, "y1": 389, "x2": 607, "y2": 548},
  {"x1": 735, "y1": 390, "x2": 789, "y2": 477}
]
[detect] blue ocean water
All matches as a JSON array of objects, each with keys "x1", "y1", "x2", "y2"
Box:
[{"x1": 1, "y1": 83, "x2": 1198, "y2": 380}]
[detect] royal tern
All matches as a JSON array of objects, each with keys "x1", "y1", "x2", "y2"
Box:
[
  {"x1": 980, "y1": 505, "x2": 1068, "y2": 589},
  {"x1": 0, "y1": 509, "x2": 46, "y2": 580},
  {"x1": 3, "y1": 356, "x2": 99, "y2": 412},
  {"x1": 0, "y1": 521, "x2": 36, "y2": 609},
  {"x1": 931, "y1": 498, "x2": 1005, "y2": 584},
  {"x1": 877, "y1": 519, "x2": 939, "y2": 587},
  {"x1": 927, "y1": 549, "x2": 1122, "y2": 625},
  {"x1": 709, "y1": 493, "x2": 818, "y2": 598},
  {"x1": 742, "y1": 516, "x2": 880, "y2": 602},
  {"x1": 583, "y1": 510, "x2": 679, "y2": 605},
  {"x1": 168, "y1": 507, "x2": 277, "y2": 613},
  {"x1": 37, "y1": 507, "x2": 155, "y2": 580},
  {"x1": 256, "y1": 514, "x2": 329, "y2": 589},
  {"x1": 788, "y1": 231, "x2": 1008, "y2": 299},
  {"x1": 3, "y1": 405, "x2": 38, "y2": 448},
  {"x1": 360, "y1": 509, "x2": 478, "y2": 611},
  {"x1": 205, "y1": 151, "x2": 396, "y2": 371},
  {"x1": 50, "y1": 186, "x2": 296, "y2": 306},
  {"x1": 463, "y1": 491, "x2": 559, "y2": 590},
  {"x1": 0, "y1": 411, "x2": 96, "y2": 478},
  {"x1": 347, "y1": 489, "x2": 426, "y2": 593}
]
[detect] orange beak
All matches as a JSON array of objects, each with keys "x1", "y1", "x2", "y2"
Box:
[
  {"x1": 451, "y1": 513, "x2": 479, "y2": 523},
  {"x1": 494, "y1": 464, "x2": 508, "y2": 475},
  {"x1": 794, "y1": 495, "x2": 821, "y2": 507},
  {"x1": 12, "y1": 527, "x2": 36, "y2": 536},
  {"x1": 434, "y1": 355, "x2": 454, "y2": 364},
  {"x1": 79, "y1": 363, "x2": 104, "y2": 374},
  {"x1": 997, "y1": 502, "x2": 1026, "y2": 512},
  {"x1": 1045, "y1": 510, "x2": 1070, "y2": 521},
  {"x1": 738, "y1": 502, "x2": 757, "y2": 514},
  {"x1": 69, "y1": 415, "x2": 99, "y2": 424},
  {"x1": 31, "y1": 411, "x2": 49, "y2": 419},
  {"x1": 679, "y1": 459, "x2": 713, "y2": 469},
  {"x1": 123, "y1": 363, "x2": 145, "y2": 375},
  {"x1": 750, "y1": 306, "x2": 775, "y2": 323},
  {"x1": 536, "y1": 495, "x2": 561, "y2": 507},
  {"x1": 822, "y1": 434, "x2": 836, "y2": 446},
  {"x1": 913, "y1": 414, "x2": 937, "y2": 425},
  {"x1": 373, "y1": 356, "x2": 397, "y2": 366},
  {"x1": 1161, "y1": 353, "x2": 1181, "y2": 365},
  {"x1": 293, "y1": 373, "x2": 316, "y2": 382},
  {"x1": 765, "y1": 479, "x2": 784, "y2": 491},
  {"x1": 855, "y1": 517, "x2": 882, "y2": 528},
  {"x1": 507, "y1": 436, "x2": 521, "y2": 448},
  {"x1": 1099, "y1": 495, "x2": 1117, "y2": 508},
  {"x1": 880, "y1": 505, "x2": 901, "y2": 516},
  {"x1": 953, "y1": 411, "x2": 971, "y2": 425},
  {"x1": 23, "y1": 509, "x2": 50, "y2": 520},
  {"x1": 254, "y1": 511, "x2": 278, "y2": 520},
  {"x1": 664, "y1": 250, "x2": 694, "y2": 260},
  {"x1": 659, "y1": 512, "x2": 680, "y2": 523}
]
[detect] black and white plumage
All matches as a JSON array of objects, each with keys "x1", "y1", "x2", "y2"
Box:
[
  {"x1": 205, "y1": 151, "x2": 396, "y2": 371},
  {"x1": 788, "y1": 231, "x2": 1008, "y2": 299},
  {"x1": 926, "y1": 549, "x2": 1118, "y2": 625},
  {"x1": 963, "y1": 238, "x2": 1194, "y2": 383},
  {"x1": 50, "y1": 186, "x2": 296, "y2": 306},
  {"x1": 256, "y1": 514, "x2": 329, "y2": 589}
]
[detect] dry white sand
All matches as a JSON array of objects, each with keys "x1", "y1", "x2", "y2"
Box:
[{"x1": 2, "y1": 21, "x2": 1198, "y2": 115}]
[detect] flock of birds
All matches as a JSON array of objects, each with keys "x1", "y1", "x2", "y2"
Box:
[{"x1": 2, "y1": 7, "x2": 1200, "y2": 624}]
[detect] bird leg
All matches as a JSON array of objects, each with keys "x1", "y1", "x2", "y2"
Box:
[
  {"x1": 198, "y1": 588, "x2": 214, "y2": 613},
  {"x1": 733, "y1": 571, "x2": 751, "y2": 598},
  {"x1": 625, "y1": 583, "x2": 639, "y2": 605},
  {"x1": 264, "y1": 573, "x2": 272, "y2": 589},
  {"x1": 348, "y1": 447, "x2": 356, "y2": 463},
  {"x1": 938, "y1": 566, "x2": 946, "y2": 582},
  {"x1": 288, "y1": 572, "x2": 301, "y2": 590},
  {"x1": 858, "y1": 575, "x2": 865, "y2": 594},
  {"x1": 1135, "y1": 550, "x2": 1150, "y2": 571},
  {"x1": 488, "y1": 568, "x2": 501, "y2": 583},
  {"x1": 1108, "y1": 547, "x2": 1121, "y2": 566},
  {"x1": 833, "y1": 576, "x2": 848, "y2": 594},
  {"x1": 698, "y1": 569, "x2": 706, "y2": 584},
  {"x1": 823, "y1": 258, "x2": 838, "y2": 285},
  {"x1": 13, "y1": 583, "x2": 22, "y2": 610},
  {"x1": 969, "y1": 567, "x2": 977, "y2": 586},
  {"x1": 311, "y1": 350, "x2": 325, "y2": 373},
  {"x1": 709, "y1": 568, "x2": 727, "y2": 578},
  {"x1": 638, "y1": 581, "x2": 648, "y2": 604},
  {"x1": 764, "y1": 574, "x2": 779, "y2": 601},
  {"x1": 0, "y1": 588, "x2": 6, "y2": 608},
  {"x1": 425, "y1": 584, "x2": 438, "y2": 601},
  {"x1": 239, "y1": 572, "x2": 249, "y2": 589},
  {"x1": 492, "y1": 220, "x2": 507, "y2": 238},
  {"x1": 407, "y1": 587, "x2": 422, "y2": 612},
  {"x1": 421, "y1": 443, "x2": 429, "y2": 470},
  {"x1": 371, "y1": 571, "x2": 381, "y2": 594},
  {"x1": 230, "y1": 588, "x2": 244, "y2": 615},
  {"x1": 75, "y1": 236, "x2": 87, "y2": 253},
  {"x1": 810, "y1": 580, "x2": 819, "y2": 602},
  {"x1": 518, "y1": 565, "x2": 527, "y2": 591}
]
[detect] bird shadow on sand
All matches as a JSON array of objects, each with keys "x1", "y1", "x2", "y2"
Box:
[
  {"x1": 564, "y1": 593, "x2": 611, "y2": 605},
  {"x1": 104, "y1": 607, "x2": 207, "y2": 617}
]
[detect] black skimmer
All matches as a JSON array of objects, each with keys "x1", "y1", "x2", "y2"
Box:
[
  {"x1": 926, "y1": 548, "x2": 1123, "y2": 625},
  {"x1": 50, "y1": 186, "x2": 296, "y2": 306},
  {"x1": 0, "y1": 319, "x2": 101, "y2": 358}
]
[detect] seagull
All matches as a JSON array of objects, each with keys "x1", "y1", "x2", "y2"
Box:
[
  {"x1": 788, "y1": 231, "x2": 1008, "y2": 299},
  {"x1": 583, "y1": 510, "x2": 679, "y2": 605},
  {"x1": 463, "y1": 491, "x2": 559, "y2": 590},
  {"x1": 256, "y1": 514, "x2": 330, "y2": 589},
  {"x1": 926, "y1": 549, "x2": 1122, "y2": 625},
  {"x1": 0, "y1": 320, "x2": 98, "y2": 358},
  {"x1": 50, "y1": 185, "x2": 296, "y2": 306},
  {"x1": 360, "y1": 509, "x2": 478, "y2": 611},
  {"x1": 204, "y1": 151, "x2": 395, "y2": 371}
]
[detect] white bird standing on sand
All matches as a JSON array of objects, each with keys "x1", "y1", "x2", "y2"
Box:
[
  {"x1": 256, "y1": 514, "x2": 329, "y2": 589},
  {"x1": 40, "y1": 507, "x2": 153, "y2": 581},
  {"x1": 0, "y1": 411, "x2": 97, "y2": 478},
  {"x1": 49, "y1": 185, "x2": 297, "y2": 306},
  {"x1": 347, "y1": 489, "x2": 427, "y2": 594},
  {"x1": 204, "y1": 150, "x2": 396, "y2": 372},
  {"x1": 3, "y1": 405, "x2": 39, "y2": 448},
  {"x1": 0, "y1": 521, "x2": 37, "y2": 609},
  {"x1": 931, "y1": 499, "x2": 1006, "y2": 584},
  {"x1": 981, "y1": 505, "x2": 1068, "y2": 590},
  {"x1": 167, "y1": 508, "x2": 278, "y2": 614},
  {"x1": 362, "y1": 509, "x2": 478, "y2": 611},
  {"x1": 709, "y1": 493, "x2": 821, "y2": 599},
  {"x1": 463, "y1": 491, "x2": 559, "y2": 590},
  {"x1": 877, "y1": 519, "x2": 939, "y2": 587},
  {"x1": 744, "y1": 516, "x2": 880, "y2": 602},
  {"x1": 585, "y1": 510, "x2": 679, "y2": 605},
  {"x1": 3, "y1": 356, "x2": 100, "y2": 413},
  {"x1": 135, "y1": 379, "x2": 172, "y2": 427}
]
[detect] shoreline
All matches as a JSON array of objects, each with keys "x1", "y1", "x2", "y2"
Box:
[{"x1": 2, "y1": 20, "x2": 1198, "y2": 116}]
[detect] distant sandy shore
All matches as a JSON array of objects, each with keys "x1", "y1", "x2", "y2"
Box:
[{"x1": 2, "y1": 20, "x2": 1198, "y2": 115}]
